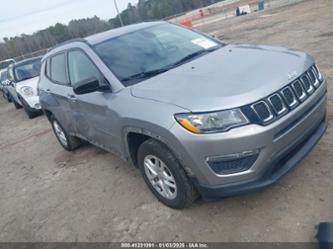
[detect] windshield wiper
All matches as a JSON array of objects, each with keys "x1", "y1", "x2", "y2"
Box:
[
  {"x1": 122, "y1": 68, "x2": 170, "y2": 83},
  {"x1": 167, "y1": 47, "x2": 220, "y2": 69},
  {"x1": 121, "y1": 47, "x2": 220, "y2": 84}
]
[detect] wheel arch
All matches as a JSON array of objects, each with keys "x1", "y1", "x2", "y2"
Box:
[{"x1": 123, "y1": 126, "x2": 193, "y2": 177}]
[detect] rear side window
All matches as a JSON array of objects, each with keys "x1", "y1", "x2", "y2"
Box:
[
  {"x1": 68, "y1": 50, "x2": 103, "y2": 87},
  {"x1": 50, "y1": 53, "x2": 68, "y2": 84}
]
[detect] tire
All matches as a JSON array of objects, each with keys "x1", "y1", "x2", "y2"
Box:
[
  {"x1": 50, "y1": 115, "x2": 82, "y2": 151},
  {"x1": 13, "y1": 99, "x2": 22, "y2": 109},
  {"x1": 22, "y1": 102, "x2": 38, "y2": 119},
  {"x1": 138, "y1": 139, "x2": 198, "y2": 209},
  {"x1": 5, "y1": 92, "x2": 12, "y2": 103},
  {"x1": 19, "y1": 97, "x2": 39, "y2": 119}
]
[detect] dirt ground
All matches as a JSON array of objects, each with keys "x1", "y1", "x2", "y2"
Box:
[{"x1": 0, "y1": 0, "x2": 332, "y2": 242}]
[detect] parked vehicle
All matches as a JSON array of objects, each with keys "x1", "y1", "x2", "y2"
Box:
[
  {"x1": 0, "y1": 59, "x2": 15, "y2": 71},
  {"x1": 236, "y1": 5, "x2": 251, "y2": 16},
  {"x1": 7, "y1": 57, "x2": 43, "y2": 118},
  {"x1": 0, "y1": 69, "x2": 7, "y2": 91},
  {"x1": 1, "y1": 69, "x2": 12, "y2": 102},
  {"x1": 39, "y1": 22, "x2": 327, "y2": 208}
]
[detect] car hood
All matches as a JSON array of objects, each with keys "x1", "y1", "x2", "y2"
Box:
[
  {"x1": 16, "y1": 76, "x2": 39, "y2": 90},
  {"x1": 131, "y1": 44, "x2": 314, "y2": 112}
]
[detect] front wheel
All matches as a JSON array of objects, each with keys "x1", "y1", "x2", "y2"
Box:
[
  {"x1": 50, "y1": 116, "x2": 82, "y2": 151},
  {"x1": 13, "y1": 99, "x2": 22, "y2": 109},
  {"x1": 138, "y1": 139, "x2": 198, "y2": 209}
]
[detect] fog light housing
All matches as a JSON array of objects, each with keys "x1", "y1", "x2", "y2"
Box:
[{"x1": 207, "y1": 150, "x2": 259, "y2": 175}]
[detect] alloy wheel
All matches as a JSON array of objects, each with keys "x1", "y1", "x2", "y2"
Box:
[
  {"x1": 143, "y1": 155, "x2": 177, "y2": 200},
  {"x1": 53, "y1": 121, "x2": 68, "y2": 147}
]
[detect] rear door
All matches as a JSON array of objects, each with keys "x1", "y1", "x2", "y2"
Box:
[
  {"x1": 67, "y1": 49, "x2": 120, "y2": 152},
  {"x1": 42, "y1": 52, "x2": 76, "y2": 133}
]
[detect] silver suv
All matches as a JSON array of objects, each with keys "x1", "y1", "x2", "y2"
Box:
[{"x1": 39, "y1": 22, "x2": 327, "y2": 209}]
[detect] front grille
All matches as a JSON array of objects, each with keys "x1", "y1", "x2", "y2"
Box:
[
  {"x1": 247, "y1": 65, "x2": 323, "y2": 125},
  {"x1": 281, "y1": 87, "x2": 298, "y2": 109},
  {"x1": 251, "y1": 101, "x2": 273, "y2": 122},
  {"x1": 300, "y1": 74, "x2": 314, "y2": 94},
  {"x1": 292, "y1": 80, "x2": 307, "y2": 102},
  {"x1": 268, "y1": 94, "x2": 287, "y2": 116}
]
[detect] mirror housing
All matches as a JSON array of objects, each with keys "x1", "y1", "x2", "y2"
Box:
[{"x1": 73, "y1": 77, "x2": 109, "y2": 95}]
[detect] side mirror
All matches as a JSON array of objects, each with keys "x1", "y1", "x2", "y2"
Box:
[{"x1": 73, "y1": 77, "x2": 108, "y2": 95}]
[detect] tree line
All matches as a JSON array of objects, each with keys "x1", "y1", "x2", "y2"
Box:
[{"x1": 0, "y1": 0, "x2": 224, "y2": 61}]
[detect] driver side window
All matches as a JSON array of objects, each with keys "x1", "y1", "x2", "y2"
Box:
[{"x1": 68, "y1": 50, "x2": 103, "y2": 88}]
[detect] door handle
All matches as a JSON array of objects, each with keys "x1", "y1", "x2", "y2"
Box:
[
  {"x1": 67, "y1": 94, "x2": 77, "y2": 101},
  {"x1": 39, "y1": 88, "x2": 51, "y2": 94}
]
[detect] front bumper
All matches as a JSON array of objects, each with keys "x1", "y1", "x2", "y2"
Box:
[
  {"x1": 168, "y1": 81, "x2": 327, "y2": 198},
  {"x1": 21, "y1": 95, "x2": 41, "y2": 110},
  {"x1": 195, "y1": 116, "x2": 326, "y2": 199}
]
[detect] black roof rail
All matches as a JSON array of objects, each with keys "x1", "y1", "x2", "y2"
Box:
[{"x1": 48, "y1": 38, "x2": 88, "y2": 52}]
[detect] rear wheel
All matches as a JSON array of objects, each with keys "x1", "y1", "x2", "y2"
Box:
[
  {"x1": 50, "y1": 115, "x2": 82, "y2": 151},
  {"x1": 138, "y1": 139, "x2": 198, "y2": 209}
]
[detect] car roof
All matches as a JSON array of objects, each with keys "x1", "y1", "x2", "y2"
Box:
[
  {"x1": 13, "y1": 56, "x2": 42, "y2": 67},
  {"x1": 44, "y1": 21, "x2": 166, "y2": 59},
  {"x1": 85, "y1": 21, "x2": 165, "y2": 45},
  {"x1": 0, "y1": 59, "x2": 15, "y2": 63}
]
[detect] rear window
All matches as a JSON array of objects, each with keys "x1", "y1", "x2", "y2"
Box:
[{"x1": 50, "y1": 53, "x2": 68, "y2": 84}]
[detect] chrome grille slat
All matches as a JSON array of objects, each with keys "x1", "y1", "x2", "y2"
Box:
[
  {"x1": 301, "y1": 74, "x2": 314, "y2": 94},
  {"x1": 267, "y1": 94, "x2": 287, "y2": 116},
  {"x1": 291, "y1": 80, "x2": 307, "y2": 102},
  {"x1": 250, "y1": 64, "x2": 323, "y2": 124},
  {"x1": 251, "y1": 101, "x2": 274, "y2": 123},
  {"x1": 311, "y1": 66, "x2": 321, "y2": 88},
  {"x1": 280, "y1": 86, "x2": 298, "y2": 109}
]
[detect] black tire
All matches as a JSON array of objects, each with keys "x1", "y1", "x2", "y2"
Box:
[
  {"x1": 138, "y1": 139, "x2": 198, "y2": 209},
  {"x1": 22, "y1": 103, "x2": 38, "y2": 119},
  {"x1": 6, "y1": 92, "x2": 12, "y2": 103},
  {"x1": 12, "y1": 96, "x2": 22, "y2": 109},
  {"x1": 50, "y1": 115, "x2": 82, "y2": 151},
  {"x1": 19, "y1": 97, "x2": 39, "y2": 119}
]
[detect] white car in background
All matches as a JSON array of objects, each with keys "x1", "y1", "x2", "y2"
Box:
[{"x1": 7, "y1": 56, "x2": 43, "y2": 118}]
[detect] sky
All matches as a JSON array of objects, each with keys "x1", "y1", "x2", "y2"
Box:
[{"x1": 0, "y1": 0, "x2": 138, "y2": 40}]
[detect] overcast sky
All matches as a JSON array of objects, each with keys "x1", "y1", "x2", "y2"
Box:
[{"x1": 0, "y1": 0, "x2": 138, "y2": 40}]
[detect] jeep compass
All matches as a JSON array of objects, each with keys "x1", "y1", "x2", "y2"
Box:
[{"x1": 39, "y1": 22, "x2": 327, "y2": 208}]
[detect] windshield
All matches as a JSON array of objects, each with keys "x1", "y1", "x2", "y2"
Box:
[
  {"x1": 0, "y1": 60, "x2": 15, "y2": 71},
  {"x1": 94, "y1": 23, "x2": 222, "y2": 86},
  {"x1": 14, "y1": 59, "x2": 41, "y2": 82}
]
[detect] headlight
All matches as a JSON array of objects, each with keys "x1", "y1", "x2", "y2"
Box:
[
  {"x1": 21, "y1": 86, "x2": 34, "y2": 97},
  {"x1": 175, "y1": 108, "x2": 249, "y2": 134}
]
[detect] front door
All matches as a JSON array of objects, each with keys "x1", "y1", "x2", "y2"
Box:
[{"x1": 67, "y1": 49, "x2": 120, "y2": 153}]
